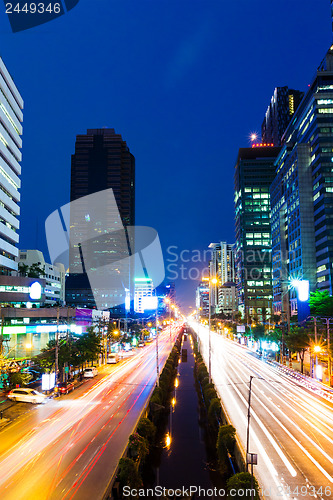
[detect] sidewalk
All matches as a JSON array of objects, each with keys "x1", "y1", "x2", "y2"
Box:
[{"x1": 267, "y1": 358, "x2": 333, "y2": 402}]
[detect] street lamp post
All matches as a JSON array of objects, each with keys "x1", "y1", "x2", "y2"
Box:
[
  {"x1": 156, "y1": 305, "x2": 159, "y2": 387},
  {"x1": 246, "y1": 375, "x2": 253, "y2": 465},
  {"x1": 324, "y1": 318, "x2": 332, "y2": 387},
  {"x1": 208, "y1": 277, "x2": 218, "y2": 383},
  {"x1": 308, "y1": 316, "x2": 318, "y2": 378}
]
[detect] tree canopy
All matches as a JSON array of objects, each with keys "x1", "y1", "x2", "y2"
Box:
[{"x1": 310, "y1": 290, "x2": 333, "y2": 317}]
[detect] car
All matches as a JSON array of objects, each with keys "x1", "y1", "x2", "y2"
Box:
[
  {"x1": 7, "y1": 388, "x2": 46, "y2": 404},
  {"x1": 83, "y1": 367, "x2": 98, "y2": 378},
  {"x1": 107, "y1": 353, "x2": 120, "y2": 364},
  {"x1": 54, "y1": 381, "x2": 75, "y2": 395},
  {"x1": 137, "y1": 342, "x2": 145, "y2": 348}
]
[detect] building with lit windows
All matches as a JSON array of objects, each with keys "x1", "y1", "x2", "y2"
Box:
[
  {"x1": 234, "y1": 145, "x2": 281, "y2": 321},
  {"x1": 134, "y1": 277, "x2": 155, "y2": 314},
  {"x1": 262, "y1": 87, "x2": 304, "y2": 146},
  {"x1": 195, "y1": 279, "x2": 209, "y2": 317},
  {"x1": 208, "y1": 242, "x2": 236, "y2": 315},
  {"x1": 17, "y1": 250, "x2": 65, "y2": 305},
  {"x1": 0, "y1": 58, "x2": 23, "y2": 276},
  {"x1": 66, "y1": 128, "x2": 135, "y2": 311},
  {"x1": 271, "y1": 45, "x2": 333, "y2": 315}
]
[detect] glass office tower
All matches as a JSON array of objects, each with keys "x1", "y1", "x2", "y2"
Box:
[{"x1": 234, "y1": 145, "x2": 281, "y2": 322}]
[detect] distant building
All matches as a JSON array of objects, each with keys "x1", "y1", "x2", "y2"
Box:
[
  {"x1": 195, "y1": 279, "x2": 209, "y2": 317},
  {"x1": 208, "y1": 242, "x2": 236, "y2": 315},
  {"x1": 234, "y1": 145, "x2": 281, "y2": 321},
  {"x1": 219, "y1": 281, "x2": 237, "y2": 317},
  {"x1": 262, "y1": 87, "x2": 304, "y2": 146},
  {"x1": 0, "y1": 58, "x2": 23, "y2": 276},
  {"x1": 134, "y1": 277, "x2": 155, "y2": 314},
  {"x1": 17, "y1": 250, "x2": 65, "y2": 305}
]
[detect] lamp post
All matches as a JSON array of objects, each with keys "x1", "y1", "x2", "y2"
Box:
[
  {"x1": 156, "y1": 299, "x2": 159, "y2": 387},
  {"x1": 246, "y1": 375, "x2": 254, "y2": 464},
  {"x1": 308, "y1": 316, "x2": 318, "y2": 378},
  {"x1": 323, "y1": 318, "x2": 332, "y2": 387},
  {"x1": 165, "y1": 298, "x2": 172, "y2": 347},
  {"x1": 208, "y1": 277, "x2": 218, "y2": 383}
]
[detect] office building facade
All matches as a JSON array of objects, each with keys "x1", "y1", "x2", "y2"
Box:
[
  {"x1": 66, "y1": 128, "x2": 135, "y2": 310},
  {"x1": 0, "y1": 58, "x2": 23, "y2": 276},
  {"x1": 17, "y1": 250, "x2": 66, "y2": 305},
  {"x1": 208, "y1": 242, "x2": 236, "y2": 315},
  {"x1": 271, "y1": 45, "x2": 333, "y2": 315},
  {"x1": 234, "y1": 145, "x2": 281, "y2": 321},
  {"x1": 262, "y1": 87, "x2": 304, "y2": 146}
]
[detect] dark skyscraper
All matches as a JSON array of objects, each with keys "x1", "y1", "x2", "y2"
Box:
[
  {"x1": 70, "y1": 128, "x2": 135, "y2": 226},
  {"x1": 66, "y1": 128, "x2": 135, "y2": 309},
  {"x1": 262, "y1": 87, "x2": 304, "y2": 146}
]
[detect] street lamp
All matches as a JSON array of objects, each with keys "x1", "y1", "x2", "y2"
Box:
[
  {"x1": 165, "y1": 297, "x2": 172, "y2": 346},
  {"x1": 208, "y1": 277, "x2": 218, "y2": 383}
]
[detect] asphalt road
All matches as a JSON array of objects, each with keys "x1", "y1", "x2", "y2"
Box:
[
  {"x1": 0, "y1": 325, "x2": 181, "y2": 500},
  {"x1": 190, "y1": 321, "x2": 333, "y2": 500}
]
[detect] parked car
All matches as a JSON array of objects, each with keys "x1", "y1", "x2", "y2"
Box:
[
  {"x1": 54, "y1": 381, "x2": 75, "y2": 395},
  {"x1": 7, "y1": 388, "x2": 46, "y2": 404},
  {"x1": 83, "y1": 367, "x2": 98, "y2": 378},
  {"x1": 107, "y1": 353, "x2": 120, "y2": 364}
]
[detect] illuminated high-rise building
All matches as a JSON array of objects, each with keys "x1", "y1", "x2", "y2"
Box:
[
  {"x1": 262, "y1": 87, "x2": 304, "y2": 146},
  {"x1": 66, "y1": 128, "x2": 135, "y2": 310},
  {"x1": 271, "y1": 46, "x2": 333, "y2": 318},
  {"x1": 0, "y1": 58, "x2": 23, "y2": 276},
  {"x1": 234, "y1": 145, "x2": 281, "y2": 321}
]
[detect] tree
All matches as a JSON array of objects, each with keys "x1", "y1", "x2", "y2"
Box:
[
  {"x1": 285, "y1": 327, "x2": 310, "y2": 373},
  {"x1": 227, "y1": 472, "x2": 259, "y2": 499},
  {"x1": 28, "y1": 263, "x2": 46, "y2": 278},
  {"x1": 118, "y1": 457, "x2": 142, "y2": 489},
  {"x1": 128, "y1": 433, "x2": 149, "y2": 464},
  {"x1": 310, "y1": 290, "x2": 333, "y2": 317},
  {"x1": 18, "y1": 263, "x2": 29, "y2": 277},
  {"x1": 137, "y1": 417, "x2": 156, "y2": 443},
  {"x1": 251, "y1": 324, "x2": 265, "y2": 341}
]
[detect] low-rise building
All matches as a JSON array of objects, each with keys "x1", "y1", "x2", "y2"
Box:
[{"x1": 17, "y1": 249, "x2": 65, "y2": 305}]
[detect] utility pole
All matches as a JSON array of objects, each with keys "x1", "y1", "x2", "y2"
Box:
[
  {"x1": 156, "y1": 303, "x2": 159, "y2": 387},
  {"x1": 55, "y1": 306, "x2": 59, "y2": 384},
  {"x1": 246, "y1": 375, "x2": 253, "y2": 469},
  {"x1": 324, "y1": 318, "x2": 332, "y2": 387},
  {"x1": 208, "y1": 279, "x2": 212, "y2": 383}
]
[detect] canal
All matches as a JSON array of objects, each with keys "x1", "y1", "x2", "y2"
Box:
[{"x1": 155, "y1": 329, "x2": 223, "y2": 498}]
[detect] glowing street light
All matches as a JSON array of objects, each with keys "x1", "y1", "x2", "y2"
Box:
[{"x1": 165, "y1": 433, "x2": 171, "y2": 448}]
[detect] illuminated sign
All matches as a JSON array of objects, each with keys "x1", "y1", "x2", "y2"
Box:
[
  {"x1": 251, "y1": 143, "x2": 274, "y2": 148},
  {"x1": 42, "y1": 373, "x2": 56, "y2": 391},
  {"x1": 291, "y1": 279, "x2": 310, "y2": 302},
  {"x1": 29, "y1": 282, "x2": 42, "y2": 300},
  {"x1": 142, "y1": 296, "x2": 158, "y2": 311}
]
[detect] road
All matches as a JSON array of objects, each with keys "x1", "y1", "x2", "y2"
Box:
[
  {"x1": 190, "y1": 321, "x2": 333, "y2": 500},
  {"x1": 0, "y1": 325, "x2": 181, "y2": 500}
]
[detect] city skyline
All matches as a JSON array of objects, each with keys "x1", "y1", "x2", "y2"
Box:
[{"x1": 0, "y1": 0, "x2": 331, "y2": 307}]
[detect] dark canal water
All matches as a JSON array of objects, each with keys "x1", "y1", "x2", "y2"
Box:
[{"x1": 153, "y1": 331, "x2": 224, "y2": 499}]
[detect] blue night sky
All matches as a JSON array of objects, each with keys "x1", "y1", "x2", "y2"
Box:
[{"x1": 0, "y1": 0, "x2": 331, "y2": 308}]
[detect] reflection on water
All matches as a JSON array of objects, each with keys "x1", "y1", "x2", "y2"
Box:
[{"x1": 154, "y1": 332, "x2": 223, "y2": 498}]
